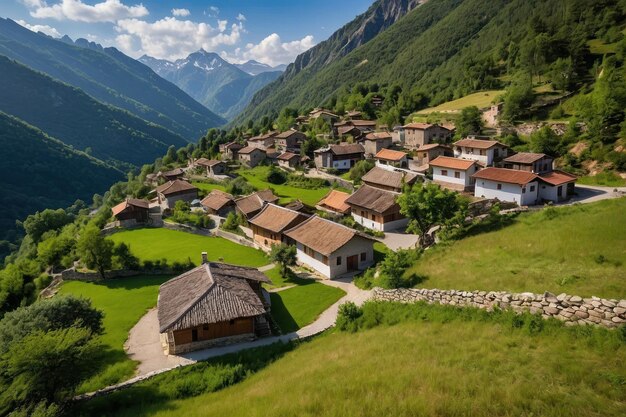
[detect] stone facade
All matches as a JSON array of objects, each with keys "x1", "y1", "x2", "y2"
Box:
[
  {"x1": 372, "y1": 288, "x2": 626, "y2": 328},
  {"x1": 61, "y1": 268, "x2": 173, "y2": 281}
]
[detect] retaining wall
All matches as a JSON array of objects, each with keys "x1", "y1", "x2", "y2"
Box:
[
  {"x1": 61, "y1": 268, "x2": 173, "y2": 281},
  {"x1": 372, "y1": 288, "x2": 626, "y2": 328}
]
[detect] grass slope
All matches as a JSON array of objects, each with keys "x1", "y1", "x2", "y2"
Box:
[
  {"x1": 407, "y1": 199, "x2": 626, "y2": 299},
  {"x1": 237, "y1": 166, "x2": 332, "y2": 205},
  {"x1": 96, "y1": 304, "x2": 625, "y2": 417},
  {"x1": 270, "y1": 282, "x2": 345, "y2": 333},
  {"x1": 415, "y1": 90, "x2": 504, "y2": 114},
  {"x1": 108, "y1": 228, "x2": 269, "y2": 267},
  {"x1": 59, "y1": 275, "x2": 171, "y2": 392}
]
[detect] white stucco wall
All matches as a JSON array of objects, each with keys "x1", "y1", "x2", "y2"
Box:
[
  {"x1": 432, "y1": 166, "x2": 471, "y2": 187},
  {"x1": 474, "y1": 179, "x2": 539, "y2": 206},
  {"x1": 455, "y1": 149, "x2": 490, "y2": 165},
  {"x1": 332, "y1": 159, "x2": 352, "y2": 170},
  {"x1": 351, "y1": 212, "x2": 409, "y2": 232},
  {"x1": 295, "y1": 237, "x2": 374, "y2": 279}
]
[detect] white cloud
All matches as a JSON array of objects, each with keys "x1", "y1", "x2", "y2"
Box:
[
  {"x1": 209, "y1": 6, "x2": 219, "y2": 14},
  {"x1": 171, "y1": 8, "x2": 189, "y2": 17},
  {"x1": 114, "y1": 16, "x2": 243, "y2": 60},
  {"x1": 27, "y1": 0, "x2": 149, "y2": 23},
  {"x1": 222, "y1": 33, "x2": 314, "y2": 66},
  {"x1": 236, "y1": 13, "x2": 246, "y2": 22},
  {"x1": 16, "y1": 19, "x2": 61, "y2": 37}
]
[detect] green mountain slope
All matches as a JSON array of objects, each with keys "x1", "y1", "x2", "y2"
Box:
[
  {"x1": 212, "y1": 71, "x2": 282, "y2": 120},
  {"x1": 0, "y1": 18, "x2": 225, "y2": 139},
  {"x1": 0, "y1": 112, "x2": 123, "y2": 240},
  {"x1": 235, "y1": 0, "x2": 620, "y2": 123},
  {"x1": 0, "y1": 56, "x2": 187, "y2": 168}
]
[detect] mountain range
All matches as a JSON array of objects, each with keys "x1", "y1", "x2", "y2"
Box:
[{"x1": 139, "y1": 51, "x2": 285, "y2": 120}]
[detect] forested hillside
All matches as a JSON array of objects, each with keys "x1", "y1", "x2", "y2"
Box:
[
  {"x1": 235, "y1": 0, "x2": 623, "y2": 123},
  {"x1": 0, "y1": 112, "x2": 122, "y2": 242},
  {"x1": 0, "y1": 57, "x2": 188, "y2": 168},
  {"x1": 0, "y1": 18, "x2": 225, "y2": 139}
]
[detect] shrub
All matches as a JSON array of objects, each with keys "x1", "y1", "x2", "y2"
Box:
[
  {"x1": 222, "y1": 212, "x2": 241, "y2": 232},
  {"x1": 266, "y1": 166, "x2": 287, "y2": 184},
  {"x1": 336, "y1": 302, "x2": 363, "y2": 332}
]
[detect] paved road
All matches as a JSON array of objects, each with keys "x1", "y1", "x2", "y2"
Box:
[
  {"x1": 567, "y1": 185, "x2": 626, "y2": 205},
  {"x1": 125, "y1": 275, "x2": 371, "y2": 377}
]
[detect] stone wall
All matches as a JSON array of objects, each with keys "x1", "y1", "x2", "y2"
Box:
[
  {"x1": 372, "y1": 288, "x2": 626, "y2": 328},
  {"x1": 61, "y1": 268, "x2": 172, "y2": 281}
]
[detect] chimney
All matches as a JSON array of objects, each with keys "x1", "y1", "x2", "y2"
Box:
[{"x1": 201, "y1": 252, "x2": 208, "y2": 264}]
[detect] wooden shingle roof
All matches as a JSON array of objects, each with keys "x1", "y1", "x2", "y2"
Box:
[
  {"x1": 235, "y1": 190, "x2": 279, "y2": 216},
  {"x1": 200, "y1": 190, "x2": 234, "y2": 211},
  {"x1": 284, "y1": 216, "x2": 374, "y2": 256},
  {"x1": 111, "y1": 198, "x2": 149, "y2": 216},
  {"x1": 156, "y1": 180, "x2": 197, "y2": 196},
  {"x1": 503, "y1": 152, "x2": 549, "y2": 164},
  {"x1": 454, "y1": 138, "x2": 507, "y2": 149},
  {"x1": 248, "y1": 203, "x2": 308, "y2": 234},
  {"x1": 361, "y1": 166, "x2": 417, "y2": 190},
  {"x1": 345, "y1": 184, "x2": 400, "y2": 214}
]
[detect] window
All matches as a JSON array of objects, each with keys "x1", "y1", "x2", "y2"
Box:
[
  {"x1": 337, "y1": 257, "x2": 342, "y2": 266},
  {"x1": 480, "y1": 150, "x2": 485, "y2": 156},
  {"x1": 522, "y1": 187, "x2": 526, "y2": 193},
  {"x1": 441, "y1": 169, "x2": 448, "y2": 176},
  {"x1": 454, "y1": 171, "x2": 460, "y2": 179},
  {"x1": 497, "y1": 184, "x2": 502, "y2": 190},
  {"x1": 530, "y1": 185, "x2": 535, "y2": 192},
  {"x1": 360, "y1": 252, "x2": 366, "y2": 261}
]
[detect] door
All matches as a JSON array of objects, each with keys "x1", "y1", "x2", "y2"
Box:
[
  {"x1": 191, "y1": 328, "x2": 198, "y2": 342},
  {"x1": 347, "y1": 255, "x2": 359, "y2": 271}
]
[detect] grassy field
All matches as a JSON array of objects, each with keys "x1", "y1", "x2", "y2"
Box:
[
  {"x1": 578, "y1": 171, "x2": 626, "y2": 187},
  {"x1": 59, "y1": 275, "x2": 171, "y2": 392},
  {"x1": 415, "y1": 90, "x2": 504, "y2": 114},
  {"x1": 270, "y1": 281, "x2": 345, "y2": 333},
  {"x1": 91, "y1": 302, "x2": 626, "y2": 417},
  {"x1": 407, "y1": 198, "x2": 626, "y2": 299},
  {"x1": 109, "y1": 228, "x2": 269, "y2": 267},
  {"x1": 191, "y1": 181, "x2": 227, "y2": 193},
  {"x1": 237, "y1": 166, "x2": 331, "y2": 206}
]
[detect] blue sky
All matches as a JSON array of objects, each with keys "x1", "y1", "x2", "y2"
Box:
[{"x1": 1, "y1": 0, "x2": 373, "y2": 65}]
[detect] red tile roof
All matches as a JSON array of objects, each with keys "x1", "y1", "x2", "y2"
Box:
[
  {"x1": 317, "y1": 189, "x2": 351, "y2": 214},
  {"x1": 472, "y1": 167, "x2": 539, "y2": 185},
  {"x1": 539, "y1": 170, "x2": 577, "y2": 186},
  {"x1": 454, "y1": 138, "x2": 507, "y2": 149},
  {"x1": 375, "y1": 148, "x2": 407, "y2": 161},
  {"x1": 429, "y1": 156, "x2": 477, "y2": 170},
  {"x1": 403, "y1": 122, "x2": 433, "y2": 130}
]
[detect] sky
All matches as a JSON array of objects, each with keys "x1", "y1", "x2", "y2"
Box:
[{"x1": 1, "y1": 0, "x2": 373, "y2": 66}]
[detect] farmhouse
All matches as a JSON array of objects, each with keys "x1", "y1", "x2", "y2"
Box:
[
  {"x1": 414, "y1": 143, "x2": 452, "y2": 166},
  {"x1": 158, "y1": 260, "x2": 272, "y2": 354},
  {"x1": 156, "y1": 180, "x2": 198, "y2": 210},
  {"x1": 337, "y1": 124, "x2": 363, "y2": 140},
  {"x1": 345, "y1": 184, "x2": 407, "y2": 231},
  {"x1": 316, "y1": 189, "x2": 352, "y2": 216},
  {"x1": 111, "y1": 198, "x2": 149, "y2": 225},
  {"x1": 284, "y1": 216, "x2": 375, "y2": 279},
  {"x1": 453, "y1": 137, "x2": 510, "y2": 166},
  {"x1": 362, "y1": 166, "x2": 418, "y2": 193},
  {"x1": 219, "y1": 142, "x2": 243, "y2": 160},
  {"x1": 503, "y1": 152, "x2": 554, "y2": 174},
  {"x1": 314, "y1": 143, "x2": 365, "y2": 170},
  {"x1": 362, "y1": 131, "x2": 393, "y2": 156},
  {"x1": 402, "y1": 123, "x2": 453, "y2": 149},
  {"x1": 200, "y1": 190, "x2": 235, "y2": 217},
  {"x1": 238, "y1": 146, "x2": 267, "y2": 168},
  {"x1": 248, "y1": 204, "x2": 309, "y2": 250},
  {"x1": 350, "y1": 119, "x2": 377, "y2": 134},
  {"x1": 247, "y1": 131, "x2": 278, "y2": 150},
  {"x1": 195, "y1": 158, "x2": 226, "y2": 176},
  {"x1": 158, "y1": 168, "x2": 185, "y2": 182},
  {"x1": 537, "y1": 170, "x2": 577, "y2": 202},
  {"x1": 235, "y1": 190, "x2": 279, "y2": 219},
  {"x1": 309, "y1": 108, "x2": 339, "y2": 125},
  {"x1": 274, "y1": 130, "x2": 306, "y2": 152},
  {"x1": 375, "y1": 148, "x2": 409, "y2": 169},
  {"x1": 277, "y1": 152, "x2": 301, "y2": 169},
  {"x1": 430, "y1": 156, "x2": 480, "y2": 191},
  {"x1": 473, "y1": 168, "x2": 541, "y2": 206}
]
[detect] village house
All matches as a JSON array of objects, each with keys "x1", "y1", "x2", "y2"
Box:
[
  {"x1": 316, "y1": 189, "x2": 352, "y2": 216},
  {"x1": 200, "y1": 190, "x2": 235, "y2": 217},
  {"x1": 345, "y1": 184, "x2": 407, "y2": 232},
  {"x1": 158, "y1": 258, "x2": 272, "y2": 354},
  {"x1": 502, "y1": 152, "x2": 554, "y2": 174},
  {"x1": 111, "y1": 198, "x2": 149, "y2": 225},
  {"x1": 473, "y1": 168, "x2": 542, "y2": 206},
  {"x1": 362, "y1": 131, "x2": 393, "y2": 156},
  {"x1": 235, "y1": 190, "x2": 279, "y2": 219},
  {"x1": 482, "y1": 103, "x2": 503, "y2": 128},
  {"x1": 362, "y1": 166, "x2": 418, "y2": 193},
  {"x1": 156, "y1": 179, "x2": 198, "y2": 211},
  {"x1": 274, "y1": 130, "x2": 306, "y2": 153},
  {"x1": 314, "y1": 143, "x2": 365, "y2": 170},
  {"x1": 158, "y1": 167, "x2": 185, "y2": 182},
  {"x1": 375, "y1": 148, "x2": 409, "y2": 169},
  {"x1": 430, "y1": 156, "x2": 480, "y2": 191},
  {"x1": 346, "y1": 110, "x2": 363, "y2": 120},
  {"x1": 350, "y1": 119, "x2": 377, "y2": 134},
  {"x1": 195, "y1": 158, "x2": 227, "y2": 177},
  {"x1": 337, "y1": 124, "x2": 363, "y2": 140},
  {"x1": 453, "y1": 137, "x2": 510, "y2": 166},
  {"x1": 247, "y1": 131, "x2": 278, "y2": 150},
  {"x1": 414, "y1": 144, "x2": 453, "y2": 166},
  {"x1": 284, "y1": 216, "x2": 376, "y2": 279},
  {"x1": 248, "y1": 204, "x2": 309, "y2": 250},
  {"x1": 219, "y1": 142, "x2": 243, "y2": 161},
  {"x1": 238, "y1": 146, "x2": 267, "y2": 168},
  {"x1": 536, "y1": 170, "x2": 577, "y2": 202},
  {"x1": 277, "y1": 152, "x2": 301, "y2": 169},
  {"x1": 309, "y1": 108, "x2": 339, "y2": 126},
  {"x1": 402, "y1": 123, "x2": 453, "y2": 149}
]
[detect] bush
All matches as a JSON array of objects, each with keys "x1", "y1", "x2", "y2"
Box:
[
  {"x1": 222, "y1": 212, "x2": 242, "y2": 232},
  {"x1": 266, "y1": 166, "x2": 287, "y2": 185},
  {"x1": 336, "y1": 302, "x2": 363, "y2": 332}
]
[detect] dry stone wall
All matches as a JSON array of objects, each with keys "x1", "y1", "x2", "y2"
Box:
[{"x1": 372, "y1": 288, "x2": 626, "y2": 328}]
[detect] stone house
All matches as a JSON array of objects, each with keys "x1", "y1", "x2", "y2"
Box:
[
  {"x1": 375, "y1": 148, "x2": 409, "y2": 169},
  {"x1": 284, "y1": 216, "x2": 376, "y2": 279},
  {"x1": 158, "y1": 260, "x2": 272, "y2": 354},
  {"x1": 238, "y1": 146, "x2": 267, "y2": 168},
  {"x1": 248, "y1": 204, "x2": 309, "y2": 250},
  {"x1": 200, "y1": 190, "x2": 235, "y2": 217},
  {"x1": 277, "y1": 152, "x2": 301, "y2": 169},
  {"x1": 156, "y1": 180, "x2": 198, "y2": 210},
  {"x1": 361, "y1": 166, "x2": 418, "y2": 193},
  {"x1": 453, "y1": 137, "x2": 510, "y2": 166},
  {"x1": 314, "y1": 143, "x2": 365, "y2": 170},
  {"x1": 309, "y1": 108, "x2": 339, "y2": 126},
  {"x1": 111, "y1": 198, "x2": 149, "y2": 224},
  {"x1": 219, "y1": 142, "x2": 243, "y2": 161},
  {"x1": 362, "y1": 132, "x2": 393, "y2": 156},
  {"x1": 402, "y1": 123, "x2": 453, "y2": 149},
  {"x1": 235, "y1": 190, "x2": 280, "y2": 219},
  {"x1": 413, "y1": 144, "x2": 453, "y2": 167},
  {"x1": 158, "y1": 168, "x2": 185, "y2": 182},
  {"x1": 195, "y1": 158, "x2": 227, "y2": 177},
  {"x1": 430, "y1": 156, "x2": 480, "y2": 191},
  {"x1": 502, "y1": 152, "x2": 554, "y2": 174},
  {"x1": 345, "y1": 184, "x2": 407, "y2": 232},
  {"x1": 247, "y1": 131, "x2": 278, "y2": 150},
  {"x1": 274, "y1": 130, "x2": 306, "y2": 153}
]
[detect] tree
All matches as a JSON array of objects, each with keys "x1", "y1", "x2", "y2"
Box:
[
  {"x1": 269, "y1": 244, "x2": 297, "y2": 278},
  {"x1": 348, "y1": 160, "x2": 375, "y2": 184},
  {"x1": 530, "y1": 126, "x2": 563, "y2": 156},
  {"x1": 76, "y1": 225, "x2": 113, "y2": 278},
  {"x1": 22, "y1": 209, "x2": 74, "y2": 243},
  {"x1": 378, "y1": 249, "x2": 419, "y2": 288},
  {"x1": 502, "y1": 74, "x2": 534, "y2": 122},
  {"x1": 397, "y1": 183, "x2": 464, "y2": 248},
  {"x1": 112, "y1": 242, "x2": 140, "y2": 270},
  {"x1": 456, "y1": 106, "x2": 484, "y2": 137}
]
